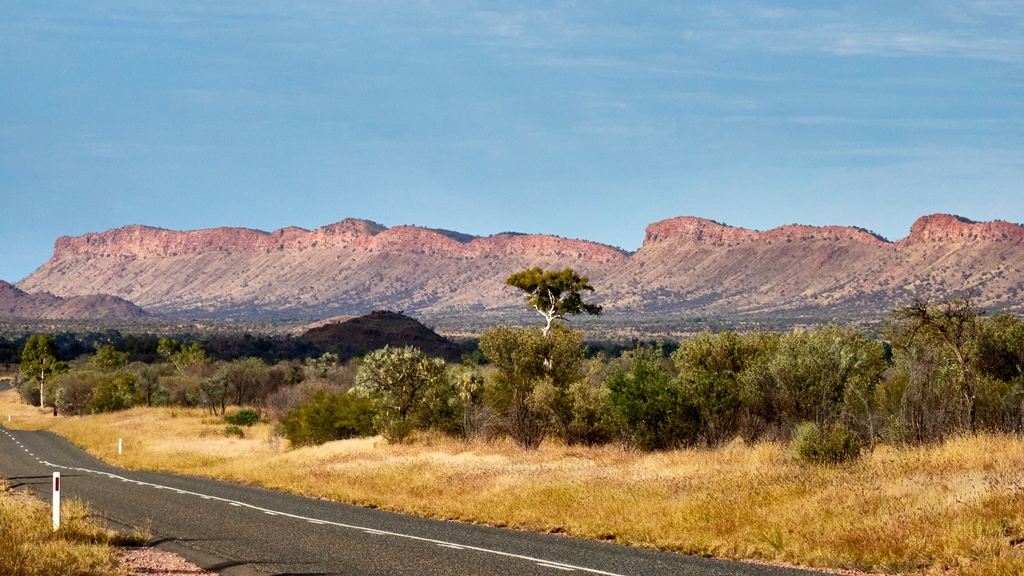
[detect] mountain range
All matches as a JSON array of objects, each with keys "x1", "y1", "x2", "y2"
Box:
[{"x1": 10, "y1": 214, "x2": 1024, "y2": 327}]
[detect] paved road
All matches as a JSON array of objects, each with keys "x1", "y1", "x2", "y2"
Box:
[{"x1": 0, "y1": 418, "x2": 826, "y2": 576}]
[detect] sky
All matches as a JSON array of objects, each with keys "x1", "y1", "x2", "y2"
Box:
[{"x1": 2, "y1": 1, "x2": 1023, "y2": 282}]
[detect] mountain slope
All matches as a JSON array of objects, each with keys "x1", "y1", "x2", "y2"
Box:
[
  {"x1": 0, "y1": 280, "x2": 148, "y2": 320},
  {"x1": 15, "y1": 214, "x2": 1024, "y2": 322}
]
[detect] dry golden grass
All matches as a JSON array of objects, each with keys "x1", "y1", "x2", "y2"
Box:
[
  {"x1": 3, "y1": 389, "x2": 1024, "y2": 576},
  {"x1": 0, "y1": 479, "x2": 132, "y2": 576}
]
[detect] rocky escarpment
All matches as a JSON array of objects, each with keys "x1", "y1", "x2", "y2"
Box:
[
  {"x1": 0, "y1": 280, "x2": 148, "y2": 320},
  {"x1": 626, "y1": 214, "x2": 1024, "y2": 316},
  {"x1": 52, "y1": 219, "x2": 387, "y2": 257},
  {"x1": 15, "y1": 214, "x2": 1024, "y2": 322},
  {"x1": 896, "y1": 214, "x2": 1024, "y2": 247},
  {"x1": 19, "y1": 220, "x2": 626, "y2": 320},
  {"x1": 55, "y1": 220, "x2": 626, "y2": 263},
  {"x1": 643, "y1": 217, "x2": 890, "y2": 246}
]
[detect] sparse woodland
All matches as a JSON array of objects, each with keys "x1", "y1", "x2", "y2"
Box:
[{"x1": 8, "y1": 273, "x2": 1024, "y2": 465}]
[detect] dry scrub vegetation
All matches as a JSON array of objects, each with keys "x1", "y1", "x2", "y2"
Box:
[{"x1": 4, "y1": 390, "x2": 1024, "y2": 576}]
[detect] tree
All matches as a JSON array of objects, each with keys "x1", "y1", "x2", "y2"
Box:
[
  {"x1": 92, "y1": 344, "x2": 129, "y2": 372},
  {"x1": 478, "y1": 325, "x2": 549, "y2": 448},
  {"x1": 672, "y1": 330, "x2": 759, "y2": 445},
  {"x1": 506, "y1": 268, "x2": 602, "y2": 336},
  {"x1": 130, "y1": 362, "x2": 174, "y2": 407},
  {"x1": 354, "y1": 346, "x2": 448, "y2": 442},
  {"x1": 20, "y1": 335, "x2": 67, "y2": 408},
  {"x1": 157, "y1": 339, "x2": 211, "y2": 373},
  {"x1": 89, "y1": 372, "x2": 137, "y2": 413},
  {"x1": 892, "y1": 293, "x2": 981, "y2": 431}
]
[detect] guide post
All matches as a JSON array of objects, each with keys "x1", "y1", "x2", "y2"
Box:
[{"x1": 52, "y1": 472, "x2": 60, "y2": 530}]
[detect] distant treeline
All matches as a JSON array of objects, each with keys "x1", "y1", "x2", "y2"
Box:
[
  {"x1": 0, "y1": 329, "x2": 668, "y2": 369},
  {"x1": 0, "y1": 331, "x2": 368, "y2": 366},
  {"x1": 9, "y1": 295, "x2": 1023, "y2": 465}
]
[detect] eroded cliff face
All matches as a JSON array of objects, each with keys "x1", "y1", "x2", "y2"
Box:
[
  {"x1": 643, "y1": 216, "x2": 891, "y2": 247},
  {"x1": 16, "y1": 214, "x2": 1024, "y2": 321},
  {"x1": 626, "y1": 214, "x2": 1024, "y2": 316},
  {"x1": 896, "y1": 214, "x2": 1024, "y2": 247},
  {"x1": 53, "y1": 220, "x2": 626, "y2": 263}
]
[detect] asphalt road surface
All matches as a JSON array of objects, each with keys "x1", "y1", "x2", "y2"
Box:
[{"x1": 0, "y1": 406, "x2": 828, "y2": 575}]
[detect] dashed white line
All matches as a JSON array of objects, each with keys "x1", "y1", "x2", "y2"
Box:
[
  {"x1": 31, "y1": 458, "x2": 628, "y2": 576},
  {"x1": 537, "y1": 563, "x2": 577, "y2": 571},
  {"x1": 0, "y1": 426, "x2": 625, "y2": 576}
]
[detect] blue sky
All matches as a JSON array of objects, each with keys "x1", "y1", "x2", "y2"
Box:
[{"x1": 2, "y1": 1, "x2": 1023, "y2": 282}]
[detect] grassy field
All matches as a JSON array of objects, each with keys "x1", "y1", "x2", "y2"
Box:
[{"x1": 3, "y1": 388, "x2": 1023, "y2": 576}]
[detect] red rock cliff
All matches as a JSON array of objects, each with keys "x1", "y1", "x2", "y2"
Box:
[
  {"x1": 52, "y1": 219, "x2": 387, "y2": 258},
  {"x1": 52, "y1": 220, "x2": 627, "y2": 263},
  {"x1": 896, "y1": 214, "x2": 1024, "y2": 247},
  {"x1": 643, "y1": 216, "x2": 890, "y2": 247}
]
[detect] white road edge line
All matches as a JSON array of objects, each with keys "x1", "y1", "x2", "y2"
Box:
[{"x1": 37, "y1": 460, "x2": 628, "y2": 576}]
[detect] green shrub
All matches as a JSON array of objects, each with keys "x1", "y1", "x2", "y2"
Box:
[
  {"x1": 53, "y1": 371, "x2": 100, "y2": 416},
  {"x1": 225, "y1": 409, "x2": 260, "y2": 427},
  {"x1": 283, "y1": 390, "x2": 376, "y2": 447},
  {"x1": 606, "y1": 346, "x2": 700, "y2": 451},
  {"x1": 355, "y1": 346, "x2": 448, "y2": 444},
  {"x1": 789, "y1": 422, "x2": 861, "y2": 465},
  {"x1": 478, "y1": 325, "x2": 587, "y2": 448},
  {"x1": 225, "y1": 425, "x2": 244, "y2": 438},
  {"x1": 89, "y1": 372, "x2": 137, "y2": 413},
  {"x1": 415, "y1": 372, "x2": 464, "y2": 437}
]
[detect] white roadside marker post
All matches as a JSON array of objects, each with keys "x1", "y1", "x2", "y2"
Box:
[
  {"x1": 52, "y1": 472, "x2": 60, "y2": 530},
  {"x1": 118, "y1": 438, "x2": 122, "y2": 455}
]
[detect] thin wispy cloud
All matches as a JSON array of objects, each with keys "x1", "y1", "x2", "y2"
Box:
[{"x1": 1, "y1": 1, "x2": 1023, "y2": 280}]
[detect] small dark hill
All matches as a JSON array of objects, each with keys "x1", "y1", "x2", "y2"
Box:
[
  {"x1": 0, "y1": 280, "x2": 148, "y2": 320},
  {"x1": 300, "y1": 310, "x2": 462, "y2": 363}
]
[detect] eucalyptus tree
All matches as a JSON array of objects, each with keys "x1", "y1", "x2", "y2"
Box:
[{"x1": 505, "y1": 268, "x2": 601, "y2": 336}]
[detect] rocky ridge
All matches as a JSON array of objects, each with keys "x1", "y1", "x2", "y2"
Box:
[
  {"x1": 643, "y1": 217, "x2": 891, "y2": 246},
  {"x1": 55, "y1": 220, "x2": 626, "y2": 263},
  {"x1": 15, "y1": 214, "x2": 1024, "y2": 323},
  {"x1": 0, "y1": 281, "x2": 148, "y2": 320}
]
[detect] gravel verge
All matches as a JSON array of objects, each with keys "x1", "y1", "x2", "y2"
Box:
[{"x1": 119, "y1": 547, "x2": 217, "y2": 575}]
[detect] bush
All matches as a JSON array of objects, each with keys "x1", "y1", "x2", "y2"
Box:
[
  {"x1": 89, "y1": 372, "x2": 137, "y2": 413},
  {"x1": 160, "y1": 375, "x2": 201, "y2": 407},
  {"x1": 606, "y1": 346, "x2": 699, "y2": 451},
  {"x1": 355, "y1": 346, "x2": 448, "y2": 443},
  {"x1": 478, "y1": 325, "x2": 587, "y2": 448},
  {"x1": 225, "y1": 425, "x2": 244, "y2": 438},
  {"x1": 415, "y1": 371, "x2": 464, "y2": 437},
  {"x1": 53, "y1": 371, "x2": 100, "y2": 416},
  {"x1": 128, "y1": 362, "x2": 174, "y2": 407},
  {"x1": 15, "y1": 376, "x2": 39, "y2": 406},
  {"x1": 672, "y1": 330, "x2": 776, "y2": 445},
  {"x1": 225, "y1": 409, "x2": 260, "y2": 427},
  {"x1": 283, "y1": 390, "x2": 376, "y2": 447},
  {"x1": 789, "y1": 422, "x2": 861, "y2": 465}
]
